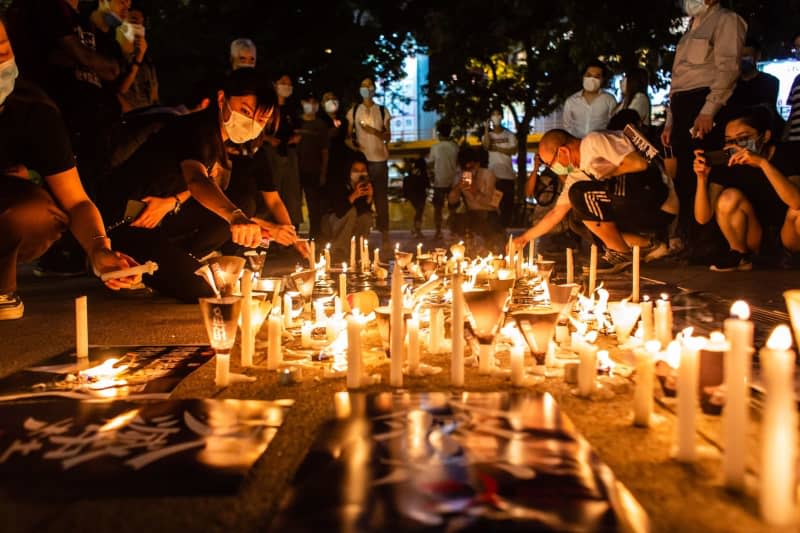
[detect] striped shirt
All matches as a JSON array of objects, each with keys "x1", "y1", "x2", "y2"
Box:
[{"x1": 788, "y1": 75, "x2": 800, "y2": 142}]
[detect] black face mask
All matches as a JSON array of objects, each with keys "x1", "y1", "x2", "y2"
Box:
[{"x1": 740, "y1": 57, "x2": 757, "y2": 75}]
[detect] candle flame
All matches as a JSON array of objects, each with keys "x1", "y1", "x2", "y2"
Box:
[
  {"x1": 680, "y1": 327, "x2": 694, "y2": 339},
  {"x1": 643, "y1": 294, "x2": 650, "y2": 302},
  {"x1": 326, "y1": 243, "x2": 331, "y2": 250},
  {"x1": 709, "y1": 331, "x2": 726, "y2": 344},
  {"x1": 730, "y1": 300, "x2": 750, "y2": 320},
  {"x1": 660, "y1": 293, "x2": 669, "y2": 301},
  {"x1": 99, "y1": 409, "x2": 139, "y2": 432},
  {"x1": 766, "y1": 325, "x2": 793, "y2": 351},
  {"x1": 597, "y1": 350, "x2": 615, "y2": 372},
  {"x1": 662, "y1": 340, "x2": 682, "y2": 368},
  {"x1": 342, "y1": 262, "x2": 347, "y2": 272},
  {"x1": 645, "y1": 340, "x2": 661, "y2": 354}
]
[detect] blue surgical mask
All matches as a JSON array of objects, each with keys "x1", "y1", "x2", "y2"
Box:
[
  {"x1": 0, "y1": 58, "x2": 19, "y2": 107},
  {"x1": 359, "y1": 87, "x2": 374, "y2": 99}
]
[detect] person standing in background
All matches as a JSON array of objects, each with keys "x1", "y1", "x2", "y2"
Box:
[
  {"x1": 229, "y1": 38, "x2": 256, "y2": 70},
  {"x1": 562, "y1": 60, "x2": 618, "y2": 138},
  {"x1": 614, "y1": 67, "x2": 651, "y2": 127},
  {"x1": 115, "y1": 8, "x2": 158, "y2": 113},
  {"x1": 427, "y1": 121, "x2": 458, "y2": 240},
  {"x1": 785, "y1": 32, "x2": 800, "y2": 142},
  {"x1": 482, "y1": 107, "x2": 517, "y2": 229},
  {"x1": 297, "y1": 91, "x2": 329, "y2": 240}
]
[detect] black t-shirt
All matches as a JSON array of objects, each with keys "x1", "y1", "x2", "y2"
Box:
[
  {"x1": 709, "y1": 142, "x2": 800, "y2": 227},
  {"x1": 0, "y1": 80, "x2": 75, "y2": 177},
  {"x1": 230, "y1": 148, "x2": 276, "y2": 194},
  {"x1": 727, "y1": 73, "x2": 780, "y2": 115},
  {"x1": 329, "y1": 176, "x2": 372, "y2": 218},
  {"x1": 97, "y1": 107, "x2": 225, "y2": 222}
]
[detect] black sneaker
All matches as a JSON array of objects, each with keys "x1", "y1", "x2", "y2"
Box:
[
  {"x1": 0, "y1": 292, "x2": 24, "y2": 320},
  {"x1": 595, "y1": 249, "x2": 633, "y2": 274},
  {"x1": 709, "y1": 250, "x2": 753, "y2": 272}
]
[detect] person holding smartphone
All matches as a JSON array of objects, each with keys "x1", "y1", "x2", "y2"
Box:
[
  {"x1": 693, "y1": 107, "x2": 800, "y2": 271},
  {"x1": 323, "y1": 154, "x2": 374, "y2": 262},
  {"x1": 447, "y1": 148, "x2": 500, "y2": 242}
]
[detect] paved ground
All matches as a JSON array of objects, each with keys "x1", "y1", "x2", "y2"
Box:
[{"x1": 0, "y1": 229, "x2": 797, "y2": 532}]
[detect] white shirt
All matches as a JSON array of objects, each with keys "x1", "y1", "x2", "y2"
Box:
[
  {"x1": 614, "y1": 92, "x2": 651, "y2": 126},
  {"x1": 346, "y1": 102, "x2": 391, "y2": 162},
  {"x1": 485, "y1": 129, "x2": 517, "y2": 180},
  {"x1": 562, "y1": 90, "x2": 618, "y2": 138},
  {"x1": 427, "y1": 139, "x2": 459, "y2": 188}
]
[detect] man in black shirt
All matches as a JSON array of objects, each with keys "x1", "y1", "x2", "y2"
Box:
[
  {"x1": 726, "y1": 39, "x2": 781, "y2": 129},
  {"x1": 0, "y1": 18, "x2": 137, "y2": 319}
]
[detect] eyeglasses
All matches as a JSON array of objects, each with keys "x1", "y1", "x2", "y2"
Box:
[
  {"x1": 543, "y1": 144, "x2": 566, "y2": 170},
  {"x1": 723, "y1": 134, "x2": 760, "y2": 147}
]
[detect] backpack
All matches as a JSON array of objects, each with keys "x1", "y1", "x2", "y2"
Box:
[{"x1": 350, "y1": 103, "x2": 386, "y2": 148}]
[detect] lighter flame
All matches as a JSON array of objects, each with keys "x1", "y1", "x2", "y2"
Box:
[
  {"x1": 766, "y1": 325, "x2": 793, "y2": 351},
  {"x1": 730, "y1": 300, "x2": 750, "y2": 320}
]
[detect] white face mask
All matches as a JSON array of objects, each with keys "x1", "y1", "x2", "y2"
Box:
[
  {"x1": 490, "y1": 114, "x2": 502, "y2": 127},
  {"x1": 583, "y1": 76, "x2": 601, "y2": 92},
  {"x1": 302, "y1": 102, "x2": 318, "y2": 115},
  {"x1": 119, "y1": 22, "x2": 145, "y2": 42},
  {"x1": 324, "y1": 99, "x2": 339, "y2": 113},
  {"x1": 684, "y1": 0, "x2": 708, "y2": 17},
  {"x1": 350, "y1": 171, "x2": 368, "y2": 183},
  {"x1": 276, "y1": 83, "x2": 293, "y2": 98},
  {"x1": 359, "y1": 87, "x2": 375, "y2": 99},
  {"x1": 0, "y1": 58, "x2": 19, "y2": 107},
  {"x1": 223, "y1": 102, "x2": 264, "y2": 144}
]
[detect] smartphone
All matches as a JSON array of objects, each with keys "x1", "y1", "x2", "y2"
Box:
[
  {"x1": 462, "y1": 171, "x2": 473, "y2": 186},
  {"x1": 124, "y1": 199, "x2": 147, "y2": 221},
  {"x1": 703, "y1": 150, "x2": 732, "y2": 167}
]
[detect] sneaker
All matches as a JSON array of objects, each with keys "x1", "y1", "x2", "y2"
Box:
[
  {"x1": 642, "y1": 240, "x2": 670, "y2": 262},
  {"x1": 0, "y1": 292, "x2": 24, "y2": 320},
  {"x1": 595, "y1": 249, "x2": 633, "y2": 274},
  {"x1": 709, "y1": 250, "x2": 753, "y2": 272}
]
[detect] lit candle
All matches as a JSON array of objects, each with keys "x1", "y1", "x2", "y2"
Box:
[
  {"x1": 362, "y1": 239, "x2": 370, "y2": 272},
  {"x1": 654, "y1": 295, "x2": 672, "y2": 347},
  {"x1": 676, "y1": 332, "x2": 704, "y2": 462},
  {"x1": 75, "y1": 295, "x2": 88, "y2": 359},
  {"x1": 556, "y1": 323, "x2": 570, "y2": 346},
  {"x1": 566, "y1": 248, "x2": 574, "y2": 284},
  {"x1": 416, "y1": 242, "x2": 423, "y2": 264},
  {"x1": 451, "y1": 273, "x2": 465, "y2": 386},
  {"x1": 301, "y1": 320, "x2": 312, "y2": 348},
  {"x1": 346, "y1": 314, "x2": 363, "y2": 388},
  {"x1": 390, "y1": 262, "x2": 404, "y2": 387},
  {"x1": 578, "y1": 344, "x2": 598, "y2": 397},
  {"x1": 633, "y1": 340, "x2": 659, "y2": 427},
  {"x1": 215, "y1": 352, "x2": 230, "y2": 387},
  {"x1": 309, "y1": 240, "x2": 316, "y2": 270},
  {"x1": 407, "y1": 314, "x2": 420, "y2": 372},
  {"x1": 314, "y1": 300, "x2": 325, "y2": 324},
  {"x1": 339, "y1": 263, "x2": 349, "y2": 313},
  {"x1": 510, "y1": 344, "x2": 524, "y2": 386},
  {"x1": 429, "y1": 306, "x2": 444, "y2": 354},
  {"x1": 241, "y1": 269, "x2": 253, "y2": 367},
  {"x1": 373, "y1": 248, "x2": 380, "y2": 271},
  {"x1": 267, "y1": 309, "x2": 282, "y2": 370},
  {"x1": 350, "y1": 236, "x2": 356, "y2": 268},
  {"x1": 723, "y1": 300, "x2": 753, "y2": 491},
  {"x1": 528, "y1": 240, "x2": 534, "y2": 267},
  {"x1": 283, "y1": 293, "x2": 294, "y2": 328},
  {"x1": 632, "y1": 245, "x2": 640, "y2": 303},
  {"x1": 589, "y1": 244, "x2": 597, "y2": 295},
  {"x1": 324, "y1": 243, "x2": 331, "y2": 273},
  {"x1": 640, "y1": 296, "x2": 654, "y2": 341},
  {"x1": 450, "y1": 240, "x2": 465, "y2": 261},
  {"x1": 609, "y1": 300, "x2": 642, "y2": 344},
  {"x1": 759, "y1": 325, "x2": 797, "y2": 525}
]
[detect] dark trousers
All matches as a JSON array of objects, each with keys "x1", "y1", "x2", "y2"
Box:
[
  {"x1": 496, "y1": 178, "x2": 515, "y2": 228},
  {"x1": 432, "y1": 187, "x2": 450, "y2": 231},
  {"x1": 367, "y1": 161, "x2": 389, "y2": 232},
  {"x1": 300, "y1": 172, "x2": 324, "y2": 239},
  {"x1": 0, "y1": 177, "x2": 69, "y2": 292}
]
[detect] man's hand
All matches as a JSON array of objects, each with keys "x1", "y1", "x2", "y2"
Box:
[
  {"x1": 264, "y1": 135, "x2": 282, "y2": 148},
  {"x1": 229, "y1": 212, "x2": 262, "y2": 248},
  {"x1": 512, "y1": 233, "x2": 530, "y2": 248},
  {"x1": 661, "y1": 123, "x2": 672, "y2": 148},
  {"x1": 692, "y1": 113, "x2": 714, "y2": 140},
  {"x1": 258, "y1": 221, "x2": 296, "y2": 246},
  {"x1": 90, "y1": 249, "x2": 141, "y2": 290},
  {"x1": 692, "y1": 149, "x2": 711, "y2": 181},
  {"x1": 130, "y1": 196, "x2": 174, "y2": 229},
  {"x1": 294, "y1": 239, "x2": 310, "y2": 259}
]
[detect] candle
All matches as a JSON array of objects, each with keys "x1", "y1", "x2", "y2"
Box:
[
  {"x1": 640, "y1": 296, "x2": 654, "y2": 341},
  {"x1": 566, "y1": 248, "x2": 574, "y2": 284},
  {"x1": 339, "y1": 263, "x2": 349, "y2": 313},
  {"x1": 510, "y1": 344, "x2": 524, "y2": 386},
  {"x1": 373, "y1": 248, "x2": 380, "y2": 271},
  {"x1": 556, "y1": 324, "x2": 570, "y2": 346},
  {"x1": 633, "y1": 340, "x2": 659, "y2": 427},
  {"x1": 283, "y1": 293, "x2": 294, "y2": 328},
  {"x1": 241, "y1": 269, "x2": 253, "y2": 367},
  {"x1": 75, "y1": 296, "x2": 88, "y2": 359},
  {"x1": 654, "y1": 295, "x2": 672, "y2": 347},
  {"x1": 324, "y1": 243, "x2": 331, "y2": 273},
  {"x1": 632, "y1": 245, "x2": 640, "y2": 303},
  {"x1": 578, "y1": 344, "x2": 598, "y2": 397},
  {"x1": 314, "y1": 300, "x2": 325, "y2": 324},
  {"x1": 528, "y1": 240, "x2": 534, "y2": 267},
  {"x1": 309, "y1": 240, "x2": 316, "y2": 270},
  {"x1": 451, "y1": 273, "x2": 465, "y2": 386},
  {"x1": 759, "y1": 325, "x2": 797, "y2": 525},
  {"x1": 301, "y1": 320, "x2": 312, "y2": 348},
  {"x1": 507, "y1": 235, "x2": 513, "y2": 258},
  {"x1": 390, "y1": 262, "x2": 404, "y2": 387},
  {"x1": 450, "y1": 240, "x2": 465, "y2": 261},
  {"x1": 676, "y1": 333, "x2": 704, "y2": 462},
  {"x1": 429, "y1": 306, "x2": 444, "y2": 354},
  {"x1": 334, "y1": 296, "x2": 342, "y2": 316},
  {"x1": 589, "y1": 244, "x2": 597, "y2": 295},
  {"x1": 267, "y1": 310, "x2": 282, "y2": 370},
  {"x1": 608, "y1": 300, "x2": 641, "y2": 344},
  {"x1": 416, "y1": 243, "x2": 423, "y2": 264},
  {"x1": 346, "y1": 314, "x2": 363, "y2": 388},
  {"x1": 723, "y1": 300, "x2": 753, "y2": 491},
  {"x1": 215, "y1": 352, "x2": 230, "y2": 387},
  {"x1": 407, "y1": 315, "x2": 420, "y2": 372},
  {"x1": 362, "y1": 239, "x2": 369, "y2": 272},
  {"x1": 350, "y1": 237, "x2": 356, "y2": 269}
]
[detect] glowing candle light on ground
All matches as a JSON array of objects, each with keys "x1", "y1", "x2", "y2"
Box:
[
  {"x1": 241, "y1": 269, "x2": 253, "y2": 367},
  {"x1": 215, "y1": 352, "x2": 230, "y2": 387},
  {"x1": 301, "y1": 320, "x2": 312, "y2": 348},
  {"x1": 654, "y1": 294, "x2": 673, "y2": 347},
  {"x1": 429, "y1": 306, "x2": 444, "y2": 354},
  {"x1": 451, "y1": 274, "x2": 465, "y2": 386},
  {"x1": 350, "y1": 237, "x2": 356, "y2": 269},
  {"x1": 267, "y1": 309, "x2": 282, "y2": 370},
  {"x1": 632, "y1": 245, "x2": 640, "y2": 303},
  {"x1": 578, "y1": 344, "x2": 598, "y2": 397},
  {"x1": 510, "y1": 344, "x2": 524, "y2": 386},
  {"x1": 640, "y1": 296, "x2": 654, "y2": 341},
  {"x1": 416, "y1": 243, "x2": 423, "y2": 263},
  {"x1": 346, "y1": 314, "x2": 364, "y2": 388},
  {"x1": 390, "y1": 263, "x2": 404, "y2": 387},
  {"x1": 589, "y1": 245, "x2": 597, "y2": 295},
  {"x1": 339, "y1": 263, "x2": 349, "y2": 313},
  {"x1": 633, "y1": 340, "x2": 659, "y2": 427},
  {"x1": 609, "y1": 300, "x2": 641, "y2": 344},
  {"x1": 373, "y1": 248, "x2": 380, "y2": 271},
  {"x1": 407, "y1": 315, "x2": 420, "y2": 372},
  {"x1": 723, "y1": 300, "x2": 753, "y2": 491},
  {"x1": 677, "y1": 330, "x2": 704, "y2": 462},
  {"x1": 324, "y1": 243, "x2": 331, "y2": 273},
  {"x1": 75, "y1": 296, "x2": 88, "y2": 359},
  {"x1": 759, "y1": 325, "x2": 797, "y2": 525}
]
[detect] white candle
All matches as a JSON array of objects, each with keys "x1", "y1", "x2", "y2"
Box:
[
  {"x1": 324, "y1": 244, "x2": 331, "y2": 273},
  {"x1": 358, "y1": 236, "x2": 364, "y2": 270},
  {"x1": 578, "y1": 344, "x2": 598, "y2": 397},
  {"x1": 556, "y1": 324, "x2": 570, "y2": 346},
  {"x1": 759, "y1": 325, "x2": 797, "y2": 525},
  {"x1": 451, "y1": 273, "x2": 465, "y2": 386},
  {"x1": 346, "y1": 314, "x2": 363, "y2": 388},
  {"x1": 75, "y1": 296, "x2": 88, "y2": 359},
  {"x1": 633, "y1": 341, "x2": 659, "y2": 427},
  {"x1": 309, "y1": 240, "x2": 316, "y2": 270},
  {"x1": 589, "y1": 244, "x2": 597, "y2": 295},
  {"x1": 390, "y1": 263, "x2": 404, "y2": 387},
  {"x1": 407, "y1": 315, "x2": 420, "y2": 372},
  {"x1": 566, "y1": 248, "x2": 574, "y2": 284},
  {"x1": 314, "y1": 299, "x2": 324, "y2": 324},
  {"x1": 362, "y1": 239, "x2": 370, "y2": 272},
  {"x1": 429, "y1": 306, "x2": 444, "y2": 354},
  {"x1": 654, "y1": 296, "x2": 672, "y2": 347},
  {"x1": 301, "y1": 320, "x2": 312, "y2": 348},
  {"x1": 632, "y1": 245, "x2": 640, "y2": 303},
  {"x1": 640, "y1": 297, "x2": 654, "y2": 341},
  {"x1": 215, "y1": 352, "x2": 230, "y2": 387},
  {"x1": 507, "y1": 235, "x2": 514, "y2": 258},
  {"x1": 676, "y1": 334, "x2": 704, "y2": 462},
  {"x1": 510, "y1": 344, "x2": 524, "y2": 386},
  {"x1": 283, "y1": 293, "x2": 294, "y2": 328},
  {"x1": 416, "y1": 243, "x2": 423, "y2": 264},
  {"x1": 339, "y1": 264, "x2": 349, "y2": 313},
  {"x1": 267, "y1": 311, "x2": 282, "y2": 370},
  {"x1": 241, "y1": 269, "x2": 253, "y2": 367},
  {"x1": 349, "y1": 236, "x2": 356, "y2": 269},
  {"x1": 723, "y1": 300, "x2": 753, "y2": 491},
  {"x1": 609, "y1": 301, "x2": 641, "y2": 344},
  {"x1": 528, "y1": 240, "x2": 534, "y2": 267},
  {"x1": 334, "y1": 296, "x2": 342, "y2": 316},
  {"x1": 373, "y1": 248, "x2": 380, "y2": 271}
]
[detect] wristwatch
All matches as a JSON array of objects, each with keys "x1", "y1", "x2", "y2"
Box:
[{"x1": 172, "y1": 195, "x2": 181, "y2": 215}]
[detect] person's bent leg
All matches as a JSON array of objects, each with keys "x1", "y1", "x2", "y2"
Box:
[
  {"x1": 432, "y1": 187, "x2": 446, "y2": 234},
  {"x1": 496, "y1": 179, "x2": 515, "y2": 228},
  {"x1": 328, "y1": 208, "x2": 358, "y2": 260},
  {"x1": 568, "y1": 180, "x2": 629, "y2": 252},
  {"x1": 368, "y1": 161, "x2": 390, "y2": 233},
  {"x1": 714, "y1": 188, "x2": 762, "y2": 254},
  {"x1": 781, "y1": 209, "x2": 800, "y2": 253}
]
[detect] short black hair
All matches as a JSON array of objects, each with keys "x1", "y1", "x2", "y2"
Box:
[
  {"x1": 726, "y1": 105, "x2": 774, "y2": 136},
  {"x1": 583, "y1": 59, "x2": 608, "y2": 79},
  {"x1": 458, "y1": 147, "x2": 481, "y2": 166},
  {"x1": 436, "y1": 120, "x2": 452, "y2": 138},
  {"x1": 224, "y1": 68, "x2": 276, "y2": 113}
]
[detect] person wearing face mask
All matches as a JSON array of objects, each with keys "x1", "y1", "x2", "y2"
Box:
[
  {"x1": 726, "y1": 39, "x2": 780, "y2": 131},
  {"x1": 115, "y1": 8, "x2": 158, "y2": 113},
  {"x1": 262, "y1": 73, "x2": 303, "y2": 228},
  {"x1": 229, "y1": 38, "x2": 256, "y2": 71},
  {"x1": 95, "y1": 68, "x2": 269, "y2": 301},
  {"x1": 324, "y1": 155, "x2": 374, "y2": 262},
  {"x1": 514, "y1": 128, "x2": 675, "y2": 273},
  {"x1": 296, "y1": 92, "x2": 330, "y2": 239},
  {"x1": 785, "y1": 32, "x2": 800, "y2": 142},
  {"x1": 426, "y1": 121, "x2": 459, "y2": 240},
  {"x1": 693, "y1": 107, "x2": 800, "y2": 271},
  {"x1": 345, "y1": 77, "x2": 392, "y2": 247},
  {"x1": 481, "y1": 107, "x2": 517, "y2": 229},
  {"x1": 561, "y1": 60, "x2": 618, "y2": 139},
  {"x1": 320, "y1": 91, "x2": 349, "y2": 196},
  {"x1": 661, "y1": 0, "x2": 746, "y2": 254}
]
